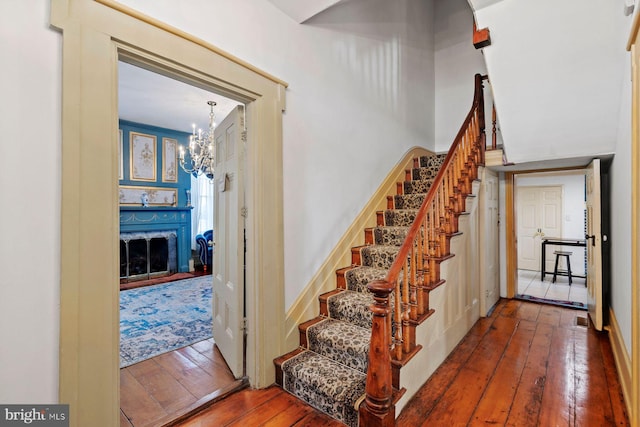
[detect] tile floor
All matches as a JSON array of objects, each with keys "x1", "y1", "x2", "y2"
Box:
[{"x1": 517, "y1": 269, "x2": 588, "y2": 306}]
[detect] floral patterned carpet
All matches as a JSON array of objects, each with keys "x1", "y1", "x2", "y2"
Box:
[{"x1": 119, "y1": 276, "x2": 213, "y2": 368}]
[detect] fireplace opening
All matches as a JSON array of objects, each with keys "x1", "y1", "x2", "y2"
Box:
[{"x1": 120, "y1": 231, "x2": 177, "y2": 282}]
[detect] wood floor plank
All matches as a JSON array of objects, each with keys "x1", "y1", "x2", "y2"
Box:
[
  {"x1": 178, "y1": 344, "x2": 236, "y2": 382},
  {"x1": 537, "y1": 304, "x2": 562, "y2": 326},
  {"x1": 396, "y1": 317, "x2": 494, "y2": 424},
  {"x1": 127, "y1": 358, "x2": 198, "y2": 417},
  {"x1": 536, "y1": 322, "x2": 576, "y2": 426},
  {"x1": 291, "y1": 411, "x2": 346, "y2": 427},
  {"x1": 422, "y1": 315, "x2": 519, "y2": 425},
  {"x1": 120, "y1": 409, "x2": 134, "y2": 427},
  {"x1": 259, "y1": 399, "x2": 316, "y2": 426},
  {"x1": 469, "y1": 319, "x2": 537, "y2": 425},
  {"x1": 154, "y1": 350, "x2": 220, "y2": 398},
  {"x1": 225, "y1": 389, "x2": 301, "y2": 426},
  {"x1": 499, "y1": 298, "x2": 522, "y2": 318},
  {"x1": 598, "y1": 332, "x2": 631, "y2": 425},
  {"x1": 119, "y1": 369, "x2": 167, "y2": 427},
  {"x1": 175, "y1": 385, "x2": 284, "y2": 426},
  {"x1": 574, "y1": 323, "x2": 614, "y2": 425},
  {"x1": 516, "y1": 301, "x2": 541, "y2": 321},
  {"x1": 504, "y1": 322, "x2": 554, "y2": 426},
  {"x1": 191, "y1": 338, "x2": 215, "y2": 355}
]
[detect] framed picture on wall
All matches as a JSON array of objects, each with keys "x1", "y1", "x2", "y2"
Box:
[
  {"x1": 162, "y1": 137, "x2": 178, "y2": 182},
  {"x1": 130, "y1": 132, "x2": 157, "y2": 181},
  {"x1": 118, "y1": 129, "x2": 124, "y2": 180},
  {"x1": 119, "y1": 185, "x2": 177, "y2": 206}
]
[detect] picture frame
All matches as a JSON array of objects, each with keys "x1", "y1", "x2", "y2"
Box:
[
  {"x1": 162, "y1": 137, "x2": 178, "y2": 182},
  {"x1": 130, "y1": 131, "x2": 157, "y2": 181},
  {"x1": 119, "y1": 185, "x2": 177, "y2": 206},
  {"x1": 118, "y1": 129, "x2": 124, "y2": 180}
]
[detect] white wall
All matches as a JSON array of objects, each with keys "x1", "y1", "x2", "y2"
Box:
[
  {"x1": 116, "y1": 0, "x2": 436, "y2": 309},
  {"x1": 610, "y1": 47, "x2": 633, "y2": 354},
  {"x1": 473, "y1": 0, "x2": 629, "y2": 164},
  {"x1": 516, "y1": 173, "x2": 586, "y2": 275},
  {"x1": 434, "y1": 0, "x2": 487, "y2": 153},
  {"x1": 0, "y1": 0, "x2": 61, "y2": 402}
]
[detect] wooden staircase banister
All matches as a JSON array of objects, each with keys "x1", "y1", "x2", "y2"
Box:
[{"x1": 359, "y1": 73, "x2": 488, "y2": 426}]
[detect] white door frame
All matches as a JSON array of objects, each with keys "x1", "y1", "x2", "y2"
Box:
[{"x1": 51, "y1": 1, "x2": 287, "y2": 425}]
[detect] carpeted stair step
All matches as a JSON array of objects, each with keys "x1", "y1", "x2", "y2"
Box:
[
  {"x1": 303, "y1": 317, "x2": 370, "y2": 372},
  {"x1": 360, "y1": 245, "x2": 400, "y2": 269},
  {"x1": 383, "y1": 209, "x2": 417, "y2": 227},
  {"x1": 325, "y1": 290, "x2": 374, "y2": 329},
  {"x1": 344, "y1": 265, "x2": 389, "y2": 293},
  {"x1": 280, "y1": 350, "x2": 366, "y2": 427},
  {"x1": 412, "y1": 166, "x2": 441, "y2": 181},
  {"x1": 418, "y1": 153, "x2": 447, "y2": 169},
  {"x1": 393, "y1": 193, "x2": 426, "y2": 210},
  {"x1": 403, "y1": 178, "x2": 434, "y2": 195}
]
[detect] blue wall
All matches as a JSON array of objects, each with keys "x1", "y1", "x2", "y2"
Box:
[{"x1": 119, "y1": 120, "x2": 193, "y2": 273}]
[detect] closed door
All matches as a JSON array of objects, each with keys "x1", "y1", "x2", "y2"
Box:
[
  {"x1": 517, "y1": 186, "x2": 563, "y2": 271},
  {"x1": 212, "y1": 105, "x2": 246, "y2": 378},
  {"x1": 480, "y1": 169, "x2": 500, "y2": 315}
]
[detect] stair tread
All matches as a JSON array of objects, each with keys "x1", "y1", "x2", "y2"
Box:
[
  {"x1": 307, "y1": 318, "x2": 370, "y2": 372},
  {"x1": 281, "y1": 350, "x2": 365, "y2": 427},
  {"x1": 327, "y1": 290, "x2": 374, "y2": 329},
  {"x1": 344, "y1": 266, "x2": 388, "y2": 293}
]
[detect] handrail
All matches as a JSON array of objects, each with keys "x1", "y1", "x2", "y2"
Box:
[{"x1": 359, "y1": 73, "x2": 487, "y2": 427}]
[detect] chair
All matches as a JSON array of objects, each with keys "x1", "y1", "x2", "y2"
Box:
[
  {"x1": 552, "y1": 250, "x2": 573, "y2": 285},
  {"x1": 196, "y1": 229, "x2": 214, "y2": 271}
]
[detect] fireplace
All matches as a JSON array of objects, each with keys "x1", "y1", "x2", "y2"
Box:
[{"x1": 120, "y1": 230, "x2": 177, "y2": 282}]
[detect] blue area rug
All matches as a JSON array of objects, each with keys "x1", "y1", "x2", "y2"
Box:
[{"x1": 120, "y1": 276, "x2": 213, "y2": 368}]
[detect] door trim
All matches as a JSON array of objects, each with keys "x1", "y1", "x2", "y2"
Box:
[{"x1": 51, "y1": 1, "x2": 287, "y2": 425}]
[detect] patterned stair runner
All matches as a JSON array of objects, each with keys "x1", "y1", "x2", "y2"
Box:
[{"x1": 276, "y1": 154, "x2": 446, "y2": 427}]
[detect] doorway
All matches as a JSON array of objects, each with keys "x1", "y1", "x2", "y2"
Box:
[
  {"x1": 53, "y1": 3, "x2": 288, "y2": 425},
  {"x1": 117, "y1": 61, "x2": 247, "y2": 425},
  {"x1": 513, "y1": 171, "x2": 588, "y2": 308}
]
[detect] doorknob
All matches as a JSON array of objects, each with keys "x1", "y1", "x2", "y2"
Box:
[{"x1": 585, "y1": 234, "x2": 596, "y2": 246}]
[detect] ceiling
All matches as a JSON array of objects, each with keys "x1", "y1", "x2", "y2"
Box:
[{"x1": 118, "y1": 61, "x2": 241, "y2": 134}]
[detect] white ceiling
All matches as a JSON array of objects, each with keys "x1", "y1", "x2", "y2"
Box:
[
  {"x1": 266, "y1": 0, "x2": 346, "y2": 23},
  {"x1": 118, "y1": 61, "x2": 241, "y2": 134}
]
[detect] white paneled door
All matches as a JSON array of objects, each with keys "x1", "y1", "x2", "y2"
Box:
[
  {"x1": 517, "y1": 186, "x2": 563, "y2": 272},
  {"x1": 480, "y1": 169, "x2": 500, "y2": 315},
  {"x1": 212, "y1": 105, "x2": 246, "y2": 378}
]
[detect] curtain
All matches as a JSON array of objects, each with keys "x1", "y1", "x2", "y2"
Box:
[{"x1": 191, "y1": 174, "x2": 214, "y2": 249}]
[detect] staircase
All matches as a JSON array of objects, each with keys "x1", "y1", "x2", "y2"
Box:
[
  {"x1": 274, "y1": 74, "x2": 487, "y2": 427},
  {"x1": 274, "y1": 154, "x2": 446, "y2": 427}
]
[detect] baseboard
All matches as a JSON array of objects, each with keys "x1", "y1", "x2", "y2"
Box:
[
  {"x1": 284, "y1": 146, "x2": 433, "y2": 350},
  {"x1": 608, "y1": 307, "x2": 633, "y2": 419}
]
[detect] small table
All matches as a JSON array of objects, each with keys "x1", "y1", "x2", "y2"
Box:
[{"x1": 541, "y1": 237, "x2": 587, "y2": 281}]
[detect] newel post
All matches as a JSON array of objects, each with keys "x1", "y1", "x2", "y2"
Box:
[{"x1": 359, "y1": 279, "x2": 395, "y2": 427}]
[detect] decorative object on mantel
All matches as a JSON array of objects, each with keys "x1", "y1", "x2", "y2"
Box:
[
  {"x1": 140, "y1": 192, "x2": 149, "y2": 207},
  {"x1": 185, "y1": 189, "x2": 192, "y2": 207},
  {"x1": 119, "y1": 185, "x2": 177, "y2": 206},
  {"x1": 179, "y1": 100, "x2": 216, "y2": 180}
]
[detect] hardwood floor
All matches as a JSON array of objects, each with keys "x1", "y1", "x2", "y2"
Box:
[
  {"x1": 136, "y1": 299, "x2": 630, "y2": 427},
  {"x1": 396, "y1": 298, "x2": 630, "y2": 426},
  {"x1": 120, "y1": 338, "x2": 243, "y2": 427}
]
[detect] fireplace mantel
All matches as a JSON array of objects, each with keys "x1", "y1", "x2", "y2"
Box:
[{"x1": 120, "y1": 206, "x2": 192, "y2": 273}]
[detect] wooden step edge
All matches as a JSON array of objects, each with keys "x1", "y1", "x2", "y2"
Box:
[
  {"x1": 299, "y1": 317, "x2": 327, "y2": 348},
  {"x1": 376, "y1": 211, "x2": 385, "y2": 226},
  {"x1": 351, "y1": 245, "x2": 368, "y2": 265},
  {"x1": 396, "y1": 182, "x2": 404, "y2": 195},
  {"x1": 411, "y1": 308, "x2": 435, "y2": 325},
  {"x1": 387, "y1": 195, "x2": 395, "y2": 210},
  {"x1": 319, "y1": 288, "x2": 345, "y2": 316},
  {"x1": 425, "y1": 279, "x2": 446, "y2": 291},
  {"x1": 391, "y1": 344, "x2": 422, "y2": 369},
  {"x1": 364, "y1": 228, "x2": 375, "y2": 245},
  {"x1": 336, "y1": 266, "x2": 355, "y2": 289},
  {"x1": 274, "y1": 347, "x2": 307, "y2": 386},
  {"x1": 392, "y1": 387, "x2": 406, "y2": 405}
]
